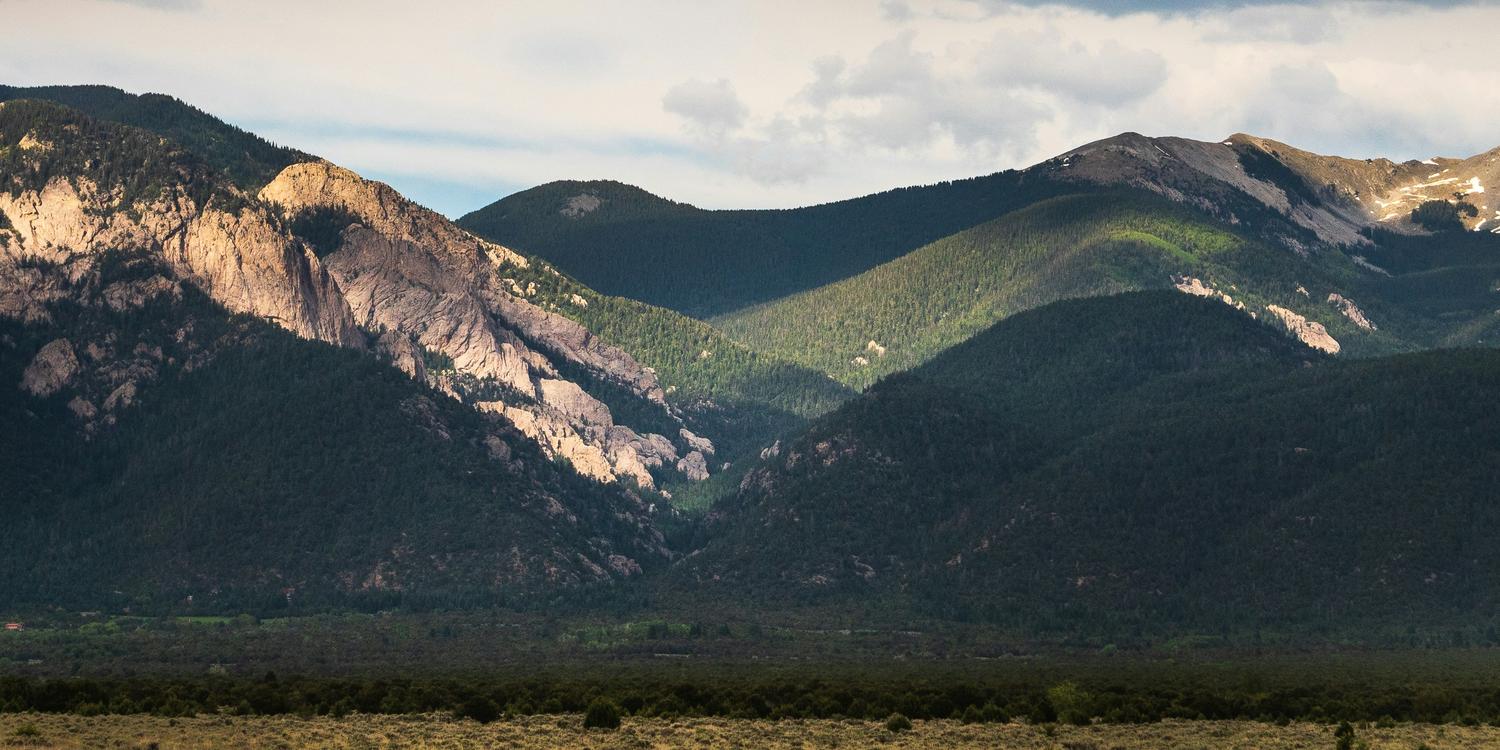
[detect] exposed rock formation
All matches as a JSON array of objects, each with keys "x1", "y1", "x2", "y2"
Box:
[
  {"x1": 258, "y1": 162, "x2": 700, "y2": 487},
  {"x1": 1038, "y1": 132, "x2": 1500, "y2": 246},
  {"x1": 680, "y1": 428, "x2": 715, "y2": 456},
  {"x1": 1266, "y1": 305, "x2": 1340, "y2": 354},
  {"x1": 1327, "y1": 293, "x2": 1377, "y2": 331},
  {"x1": 0, "y1": 118, "x2": 705, "y2": 489},
  {"x1": 538, "y1": 378, "x2": 613, "y2": 426},
  {"x1": 20, "y1": 337, "x2": 78, "y2": 396},
  {"x1": 1172, "y1": 274, "x2": 1246, "y2": 311},
  {"x1": 0, "y1": 176, "x2": 362, "y2": 348},
  {"x1": 676, "y1": 450, "x2": 710, "y2": 481}
]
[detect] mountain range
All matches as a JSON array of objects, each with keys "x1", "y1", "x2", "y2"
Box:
[{"x1": 3, "y1": 84, "x2": 1499, "y2": 635}]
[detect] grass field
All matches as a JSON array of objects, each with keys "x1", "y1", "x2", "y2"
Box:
[{"x1": 1, "y1": 713, "x2": 1491, "y2": 749}]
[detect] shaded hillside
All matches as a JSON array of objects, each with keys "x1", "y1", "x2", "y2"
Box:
[
  {"x1": 0, "y1": 84, "x2": 310, "y2": 191},
  {"x1": 0, "y1": 272, "x2": 668, "y2": 613},
  {"x1": 458, "y1": 174, "x2": 1068, "y2": 317},
  {"x1": 681, "y1": 292, "x2": 1500, "y2": 634}
]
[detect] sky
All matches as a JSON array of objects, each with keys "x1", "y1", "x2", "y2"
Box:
[{"x1": 4, "y1": 0, "x2": 1498, "y2": 217}]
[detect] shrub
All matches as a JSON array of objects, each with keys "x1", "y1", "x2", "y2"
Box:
[
  {"x1": 981, "y1": 702, "x2": 1009, "y2": 723},
  {"x1": 288, "y1": 205, "x2": 362, "y2": 258},
  {"x1": 885, "y1": 712, "x2": 913, "y2": 732},
  {"x1": 1334, "y1": 720, "x2": 1355, "y2": 750},
  {"x1": 1048, "y1": 681, "x2": 1094, "y2": 726},
  {"x1": 583, "y1": 698, "x2": 622, "y2": 730},
  {"x1": 455, "y1": 695, "x2": 500, "y2": 724}
]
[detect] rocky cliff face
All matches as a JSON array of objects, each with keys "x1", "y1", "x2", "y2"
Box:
[
  {"x1": 259, "y1": 162, "x2": 700, "y2": 489},
  {"x1": 0, "y1": 102, "x2": 710, "y2": 492},
  {"x1": 0, "y1": 175, "x2": 361, "y2": 349}
]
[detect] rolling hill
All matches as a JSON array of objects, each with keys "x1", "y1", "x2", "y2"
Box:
[
  {"x1": 457, "y1": 174, "x2": 1069, "y2": 318},
  {"x1": 679, "y1": 292, "x2": 1500, "y2": 634},
  {"x1": 714, "y1": 191, "x2": 1457, "y2": 388},
  {"x1": 471, "y1": 132, "x2": 1500, "y2": 391}
]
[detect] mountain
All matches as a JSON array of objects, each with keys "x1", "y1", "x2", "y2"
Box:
[
  {"x1": 457, "y1": 174, "x2": 1068, "y2": 318},
  {"x1": 470, "y1": 133, "x2": 1500, "y2": 390},
  {"x1": 0, "y1": 84, "x2": 310, "y2": 191},
  {"x1": 714, "y1": 191, "x2": 1415, "y2": 389},
  {"x1": 0, "y1": 90, "x2": 855, "y2": 608},
  {"x1": 1036, "y1": 131, "x2": 1500, "y2": 243},
  {"x1": 0, "y1": 94, "x2": 846, "y2": 503},
  {"x1": 459, "y1": 132, "x2": 1500, "y2": 322},
  {"x1": 7, "y1": 86, "x2": 1500, "y2": 636},
  {"x1": 678, "y1": 292, "x2": 1500, "y2": 634},
  {"x1": 0, "y1": 282, "x2": 668, "y2": 611}
]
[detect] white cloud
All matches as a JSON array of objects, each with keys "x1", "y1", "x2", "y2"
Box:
[
  {"x1": 663, "y1": 78, "x2": 749, "y2": 134},
  {"x1": 4, "y1": 0, "x2": 1499, "y2": 216},
  {"x1": 976, "y1": 31, "x2": 1168, "y2": 105}
]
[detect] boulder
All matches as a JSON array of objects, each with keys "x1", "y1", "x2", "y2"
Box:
[{"x1": 20, "y1": 338, "x2": 78, "y2": 396}]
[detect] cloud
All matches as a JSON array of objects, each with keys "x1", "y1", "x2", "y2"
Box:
[
  {"x1": 1237, "y1": 62, "x2": 1429, "y2": 156},
  {"x1": 93, "y1": 0, "x2": 202, "y2": 10},
  {"x1": 880, "y1": 0, "x2": 915, "y2": 20},
  {"x1": 662, "y1": 78, "x2": 748, "y2": 134},
  {"x1": 977, "y1": 31, "x2": 1168, "y2": 105},
  {"x1": 9, "y1": 0, "x2": 1500, "y2": 214},
  {"x1": 791, "y1": 32, "x2": 1049, "y2": 156},
  {"x1": 980, "y1": 0, "x2": 1484, "y2": 15},
  {"x1": 1202, "y1": 4, "x2": 1343, "y2": 42}
]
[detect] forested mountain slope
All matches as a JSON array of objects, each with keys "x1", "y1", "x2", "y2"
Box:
[
  {"x1": 0, "y1": 265, "x2": 668, "y2": 612},
  {"x1": 459, "y1": 132, "x2": 1500, "y2": 323},
  {"x1": 715, "y1": 192, "x2": 1469, "y2": 388},
  {"x1": 0, "y1": 84, "x2": 310, "y2": 191},
  {"x1": 681, "y1": 292, "x2": 1500, "y2": 634},
  {"x1": 0, "y1": 93, "x2": 846, "y2": 508},
  {"x1": 473, "y1": 133, "x2": 1500, "y2": 392},
  {"x1": 457, "y1": 174, "x2": 1068, "y2": 317}
]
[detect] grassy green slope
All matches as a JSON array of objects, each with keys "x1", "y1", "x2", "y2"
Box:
[
  {"x1": 714, "y1": 191, "x2": 1480, "y2": 389},
  {"x1": 684, "y1": 292, "x2": 1500, "y2": 635},
  {"x1": 0, "y1": 84, "x2": 310, "y2": 191},
  {"x1": 458, "y1": 174, "x2": 1067, "y2": 318}
]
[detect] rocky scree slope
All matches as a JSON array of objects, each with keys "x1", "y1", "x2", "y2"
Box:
[{"x1": 1039, "y1": 131, "x2": 1500, "y2": 244}]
